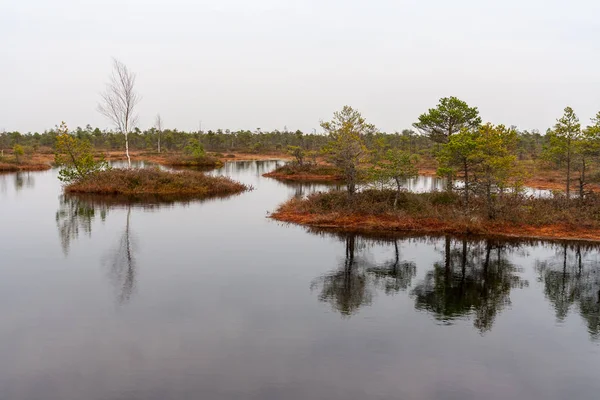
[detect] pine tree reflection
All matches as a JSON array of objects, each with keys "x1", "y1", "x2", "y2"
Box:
[
  {"x1": 55, "y1": 195, "x2": 108, "y2": 255},
  {"x1": 367, "y1": 240, "x2": 416, "y2": 294},
  {"x1": 311, "y1": 233, "x2": 419, "y2": 316},
  {"x1": 411, "y1": 237, "x2": 528, "y2": 333},
  {"x1": 311, "y1": 235, "x2": 375, "y2": 316},
  {"x1": 536, "y1": 243, "x2": 600, "y2": 340}
]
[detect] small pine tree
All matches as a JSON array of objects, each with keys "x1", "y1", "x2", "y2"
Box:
[
  {"x1": 54, "y1": 122, "x2": 108, "y2": 183},
  {"x1": 13, "y1": 144, "x2": 24, "y2": 164}
]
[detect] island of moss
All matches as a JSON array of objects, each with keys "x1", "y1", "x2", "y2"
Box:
[
  {"x1": 270, "y1": 189, "x2": 600, "y2": 243},
  {"x1": 159, "y1": 153, "x2": 223, "y2": 168},
  {"x1": 65, "y1": 168, "x2": 249, "y2": 199},
  {"x1": 263, "y1": 163, "x2": 342, "y2": 182},
  {"x1": 0, "y1": 153, "x2": 52, "y2": 172}
]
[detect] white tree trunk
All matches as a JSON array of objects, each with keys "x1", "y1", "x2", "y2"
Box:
[{"x1": 125, "y1": 132, "x2": 131, "y2": 168}]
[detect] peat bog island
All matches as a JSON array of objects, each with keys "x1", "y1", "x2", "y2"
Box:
[{"x1": 3, "y1": 3, "x2": 600, "y2": 399}]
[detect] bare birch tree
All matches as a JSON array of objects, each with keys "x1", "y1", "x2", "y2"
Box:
[
  {"x1": 97, "y1": 58, "x2": 140, "y2": 167},
  {"x1": 155, "y1": 113, "x2": 163, "y2": 153}
]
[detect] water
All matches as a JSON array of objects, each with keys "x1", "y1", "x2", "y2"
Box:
[{"x1": 0, "y1": 162, "x2": 598, "y2": 400}]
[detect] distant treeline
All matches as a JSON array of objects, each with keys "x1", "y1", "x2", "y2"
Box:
[{"x1": 0, "y1": 125, "x2": 546, "y2": 160}]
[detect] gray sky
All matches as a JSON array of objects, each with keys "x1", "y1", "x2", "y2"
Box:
[{"x1": 2, "y1": 0, "x2": 599, "y2": 133}]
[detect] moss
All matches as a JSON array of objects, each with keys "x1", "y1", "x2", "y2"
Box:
[
  {"x1": 263, "y1": 163, "x2": 342, "y2": 182},
  {"x1": 161, "y1": 154, "x2": 223, "y2": 168},
  {"x1": 65, "y1": 168, "x2": 249, "y2": 199}
]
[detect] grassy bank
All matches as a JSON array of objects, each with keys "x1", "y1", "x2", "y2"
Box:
[
  {"x1": 159, "y1": 154, "x2": 223, "y2": 168},
  {"x1": 0, "y1": 158, "x2": 52, "y2": 172},
  {"x1": 0, "y1": 161, "x2": 51, "y2": 172},
  {"x1": 65, "y1": 168, "x2": 249, "y2": 199},
  {"x1": 263, "y1": 163, "x2": 342, "y2": 182},
  {"x1": 101, "y1": 150, "x2": 289, "y2": 166},
  {"x1": 271, "y1": 189, "x2": 600, "y2": 242}
]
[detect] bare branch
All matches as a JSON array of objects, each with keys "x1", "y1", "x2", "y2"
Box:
[{"x1": 97, "y1": 58, "x2": 141, "y2": 167}]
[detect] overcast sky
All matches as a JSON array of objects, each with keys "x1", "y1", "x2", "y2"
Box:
[{"x1": 2, "y1": 0, "x2": 599, "y2": 133}]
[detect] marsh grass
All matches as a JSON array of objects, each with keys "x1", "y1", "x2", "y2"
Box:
[
  {"x1": 162, "y1": 154, "x2": 223, "y2": 168},
  {"x1": 264, "y1": 163, "x2": 342, "y2": 181},
  {"x1": 0, "y1": 155, "x2": 51, "y2": 172},
  {"x1": 272, "y1": 189, "x2": 600, "y2": 241},
  {"x1": 65, "y1": 168, "x2": 250, "y2": 199}
]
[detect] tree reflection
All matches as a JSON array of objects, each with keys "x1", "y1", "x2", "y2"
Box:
[
  {"x1": 104, "y1": 206, "x2": 136, "y2": 304},
  {"x1": 55, "y1": 195, "x2": 138, "y2": 305},
  {"x1": 56, "y1": 195, "x2": 108, "y2": 255},
  {"x1": 411, "y1": 237, "x2": 528, "y2": 333},
  {"x1": 288, "y1": 182, "x2": 340, "y2": 200},
  {"x1": 311, "y1": 234, "x2": 419, "y2": 316},
  {"x1": 14, "y1": 172, "x2": 34, "y2": 191},
  {"x1": 367, "y1": 240, "x2": 416, "y2": 294},
  {"x1": 536, "y1": 243, "x2": 600, "y2": 340},
  {"x1": 0, "y1": 174, "x2": 7, "y2": 194},
  {"x1": 311, "y1": 235, "x2": 374, "y2": 316}
]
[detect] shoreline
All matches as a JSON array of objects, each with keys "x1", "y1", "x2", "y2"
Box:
[
  {"x1": 64, "y1": 168, "x2": 250, "y2": 199},
  {"x1": 264, "y1": 165, "x2": 587, "y2": 193},
  {"x1": 1, "y1": 150, "x2": 590, "y2": 193},
  {"x1": 270, "y1": 205, "x2": 600, "y2": 243},
  {"x1": 262, "y1": 171, "x2": 342, "y2": 182},
  {"x1": 0, "y1": 163, "x2": 52, "y2": 172}
]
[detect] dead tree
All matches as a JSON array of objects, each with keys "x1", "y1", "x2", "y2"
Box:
[{"x1": 97, "y1": 58, "x2": 140, "y2": 167}]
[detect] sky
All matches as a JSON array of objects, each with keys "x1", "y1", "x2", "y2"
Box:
[{"x1": 1, "y1": 0, "x2": 599, "y2": 134}]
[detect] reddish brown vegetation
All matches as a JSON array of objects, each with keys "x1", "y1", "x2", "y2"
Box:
[
  {"x1": 263, "y1": 163, "x2": 342, "y2": 182},
  {"x1": 65, "y1": 168, "x2": 249, "y2": 199},
  {"x1": 160, "y1": 154, "x2": 223, "y2": 168},
  {"x1": 271, "y1": 190, "x2": 600, "y2": 242},
  {"x1": 0, "y1": 162, "x2": 51, "y2": 172},
  {"x1": 0, "y1": 153, "x2": 52, "y2": 172}
]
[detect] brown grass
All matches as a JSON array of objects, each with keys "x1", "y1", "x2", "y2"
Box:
[
  {"x1": 416, "y1": 158, "x2": 600, "y2": 192},
  {"x1": 160, "y1": 154, "x2": 223, "y2": 168},
  {"x1": 218, "y1": 151, "x2": 291, "y2": 161},
  {"x1": 0, "y1": 156, "x2": 52, "y2": 172},
  {"x1": 65, "y1": 168, "x2": 250, "y2": 200},
  {"x1": 270, "y1": 189, "x2": 600, "y2": 242},
  {"x1": 263, "y1": 163, "x2": 342, "y2": 182}
]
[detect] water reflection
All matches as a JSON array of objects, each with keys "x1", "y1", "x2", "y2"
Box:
[
  {"x1": 287, "y1": 181, "x2": 344, "y2": 199},
  {"x1": 5, "y1": 160, "x2": 600, "y2": 398},
  {"x1": 104, "y1": 206, "x2": 136, "y2": 304},
  {"x1": 0, "y1": 173, "x2": 7, "y2": 194},
  {"x1": 14, "y1": 172, "x2": 35, "y2": 191},
  {"x1": 56, "y1": 195, "x2": 138, "y2": 304},
  {"x1": 412, "y1": 237, "x2": 529, "y2": 333},
  {"x1": 536, "y1": 243, "x2": 600, "y2": 340},
  {"x1": 311, "y1": 233, "x2": 423, "y2": 316},
  {"x1": 368, "y1": 239, "x2": 416, "y2": 294},
  {"x1": 56, "y1": 195, "x2": 109, "y2": 255},
  {"x1": 211, "y1": 159, "x2": 282, "y2": 178},
  {"x1": 311, "y1": 235, "x2": 375, "y2": 316},
  {"x1": 313, "y1": 233, "x2": 529, "y2": 333}
]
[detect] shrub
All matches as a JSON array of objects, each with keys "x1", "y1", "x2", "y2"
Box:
[
  {"x1": 54, "y1": 122, "x2": 108, "y2": 183},
  {"x1": 13, "y1": 144, "x2": 24, "y2": 164}
]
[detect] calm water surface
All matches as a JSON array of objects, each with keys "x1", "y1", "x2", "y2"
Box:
[{"x1": 0, "y1": 161, "x2": 599, "y2": 400}]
